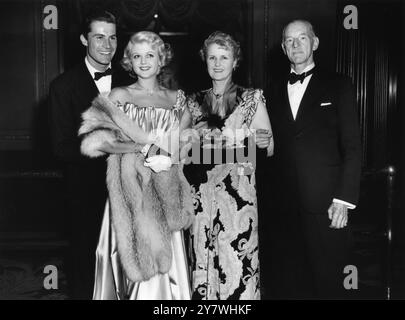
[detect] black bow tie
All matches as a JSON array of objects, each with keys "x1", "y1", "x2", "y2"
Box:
[
  {"x1": 288, "y1": 68, "x2": 315, "y2": 85},
  {"x1": 94, "y1": 68, "x2": 113, "y2": 81}
]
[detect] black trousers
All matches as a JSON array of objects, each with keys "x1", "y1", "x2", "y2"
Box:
[
  {"x1": 300, "y1": 212, "x2": 352, "y2": 299},
  {"x1": 64, "y1": 164, "x2": 107, "y2": 300},
  {"x1": 260, "y1": 202, "x2": 311, "y2": 299},
  {"x1": 260, "y1": 203, "x2": 352, "y2": 300}
]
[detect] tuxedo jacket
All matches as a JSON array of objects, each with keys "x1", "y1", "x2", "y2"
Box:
[
  {"x1": 268, "y1": 69, "x2": 361, "y2": 214},
  {"x1": 49, "y1": 62, "x2": 132, "y2": 203}
]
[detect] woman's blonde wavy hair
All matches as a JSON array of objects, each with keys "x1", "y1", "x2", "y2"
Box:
[{"x1": 121, "y1": 31, "x2": 173, "y2": 76}]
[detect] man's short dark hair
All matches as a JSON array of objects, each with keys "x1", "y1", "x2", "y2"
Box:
[{"x1": 81, "y1": 9, "x2": 116, "y2": 38}]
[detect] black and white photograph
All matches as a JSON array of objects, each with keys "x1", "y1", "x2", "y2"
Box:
[{"x1": 0, "y1": 0, "x2": 404, "y2": 303}]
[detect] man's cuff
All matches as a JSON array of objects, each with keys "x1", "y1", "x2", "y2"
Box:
[{"x1": 333, "y1": 198, "x2": 356, "y2": 209}]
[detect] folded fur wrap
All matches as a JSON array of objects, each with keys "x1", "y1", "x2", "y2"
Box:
[{"x1": 79, "y1": 94, "x2": 194, "y2": 282}]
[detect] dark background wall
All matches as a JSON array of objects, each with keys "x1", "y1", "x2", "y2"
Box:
[{"x1": 0, "y1": 0, "x2": 60, "y2": 152}]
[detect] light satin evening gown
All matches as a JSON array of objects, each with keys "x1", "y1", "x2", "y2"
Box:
[{"x1": 92, "y1": 90, "x2": 191, "y2": 300}]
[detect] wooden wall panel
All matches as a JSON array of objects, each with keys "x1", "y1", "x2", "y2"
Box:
[
  {"x1": 248, "y1": 0, "x2": 269, "y2": 88},
  {"x1": 0, "y1": 0, "x2": 38, "y2": 149},
  {"x1": 336, "y1": 1, "x2": 401, "y2": 171},
  {"x1": 0, "y1": 0, "x2": 62, "y2": 151},
  {"x1": 336, "y1": 21, "x2": 369, "y2": 165}
]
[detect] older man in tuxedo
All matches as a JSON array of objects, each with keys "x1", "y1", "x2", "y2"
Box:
[
  {"x1": 260, "y1": 20, "x2": 361, "y2": 299},
  {"x1": 49, "y1": 9, "x2": 130, "y2": 299}
]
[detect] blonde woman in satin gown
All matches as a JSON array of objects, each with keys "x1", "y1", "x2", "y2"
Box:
[{"x1": 84, "y1": 31, "x2": 192, "y2": 300}]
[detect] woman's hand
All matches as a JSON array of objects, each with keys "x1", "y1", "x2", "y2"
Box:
[
  {"x1": 144, "y1": 155, "x2": 172, "y2": 172},
  {"x1": 193, "y1": 121, "x2": 208, "y2": 131},
  {"x1": 255, "y1": 129, "x2": 272, "y2": 149},
  {"x1": 180, "y1": 128, "x2": 200, "y2": 144}
]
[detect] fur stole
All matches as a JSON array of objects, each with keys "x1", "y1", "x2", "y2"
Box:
[{"x1": 79, "y1": 94, "x2": 193, "y2": 282}]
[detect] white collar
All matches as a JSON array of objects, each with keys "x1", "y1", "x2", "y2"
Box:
[
  {"x1": 84, "y1": 57, "x2": 111, "y2": 79},
  {"x1": 290, "y1": 62, "x2": 315, "y2": 75}
]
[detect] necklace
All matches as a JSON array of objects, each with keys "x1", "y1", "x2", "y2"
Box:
[
  {"x1": 211, "y1": 89, "x2": 224, "y2": 100},
  {"x1": 133, "y1": 83, "x2": 159, "y2": 96}
]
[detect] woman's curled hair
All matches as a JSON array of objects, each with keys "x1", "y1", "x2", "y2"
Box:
[
  {"x1": 121, "y1": 31, "x2": 173, "y2": 74},
  {"x1": 199, "y1": 31, "x2": 242, "y2": 68}
]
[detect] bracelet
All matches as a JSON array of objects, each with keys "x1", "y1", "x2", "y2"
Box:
[{"x1": 141, "y1": 144, "x2": 151, "y2": 157}]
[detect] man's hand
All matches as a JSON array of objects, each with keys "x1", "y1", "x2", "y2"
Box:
[
  {"x1": 328, "y1": 202, "x2": 349, "y2": 229},
  {"x1": 255, "y1": 129, "x2": 272, "y2": 149},
  {"x1": 144, "y1": 155, "x2": 172, "y2": 173}
]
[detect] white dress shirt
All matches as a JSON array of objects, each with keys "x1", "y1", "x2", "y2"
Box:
[
  {"x1": 287, "y1": 63, "x2": 355, "y2": 210},
  {"x1": 287, "y1": 63, "x2": 315, "y2": 120},
  {"x1": 84, "y1": 57, "x2": 112, "y2": 93}
]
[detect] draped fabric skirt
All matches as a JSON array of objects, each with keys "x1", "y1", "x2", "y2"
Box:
[{"x1": 92, "y1": 201, "x2": 191, "y2": 300}]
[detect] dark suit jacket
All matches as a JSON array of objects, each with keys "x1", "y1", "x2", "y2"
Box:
[
  {"x1": 49, "y1": 61, "x2": 132, "y2": 205},
  {"x1": 268, "y1": 69, "x2": 361, "y2": 214},
  {"x1": 48, "y1": 62, "x2": 132, "y2": 297}
]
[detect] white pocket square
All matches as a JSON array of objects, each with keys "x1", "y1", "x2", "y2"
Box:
[{"x1": 320, "y1": 102, "x2": 332, "y2": 106}]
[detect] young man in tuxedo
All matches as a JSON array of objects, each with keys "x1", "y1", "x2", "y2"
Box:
[
  {"x1": 49, "y1": 9, "x2": 131, "y2": 299},
  {"x1": 260, "y1": 20, "x2": 361, "y2": 299}
]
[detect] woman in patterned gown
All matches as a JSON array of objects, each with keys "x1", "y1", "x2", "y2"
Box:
[
  {"x1": 79, "y1": 31, "x2": 193, "y2": 300},
  {"x1": 184, "y1": 31, "x2": 274, "y2": 300}
]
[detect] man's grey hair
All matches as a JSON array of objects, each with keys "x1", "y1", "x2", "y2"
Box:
[{"x1": 282, "y1": 19, "x2": 317, "y2": 42}]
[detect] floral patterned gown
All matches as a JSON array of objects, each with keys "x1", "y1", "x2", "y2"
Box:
[{"x1": 184, "y1": 86, "x2": 264, "y2": 300}]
